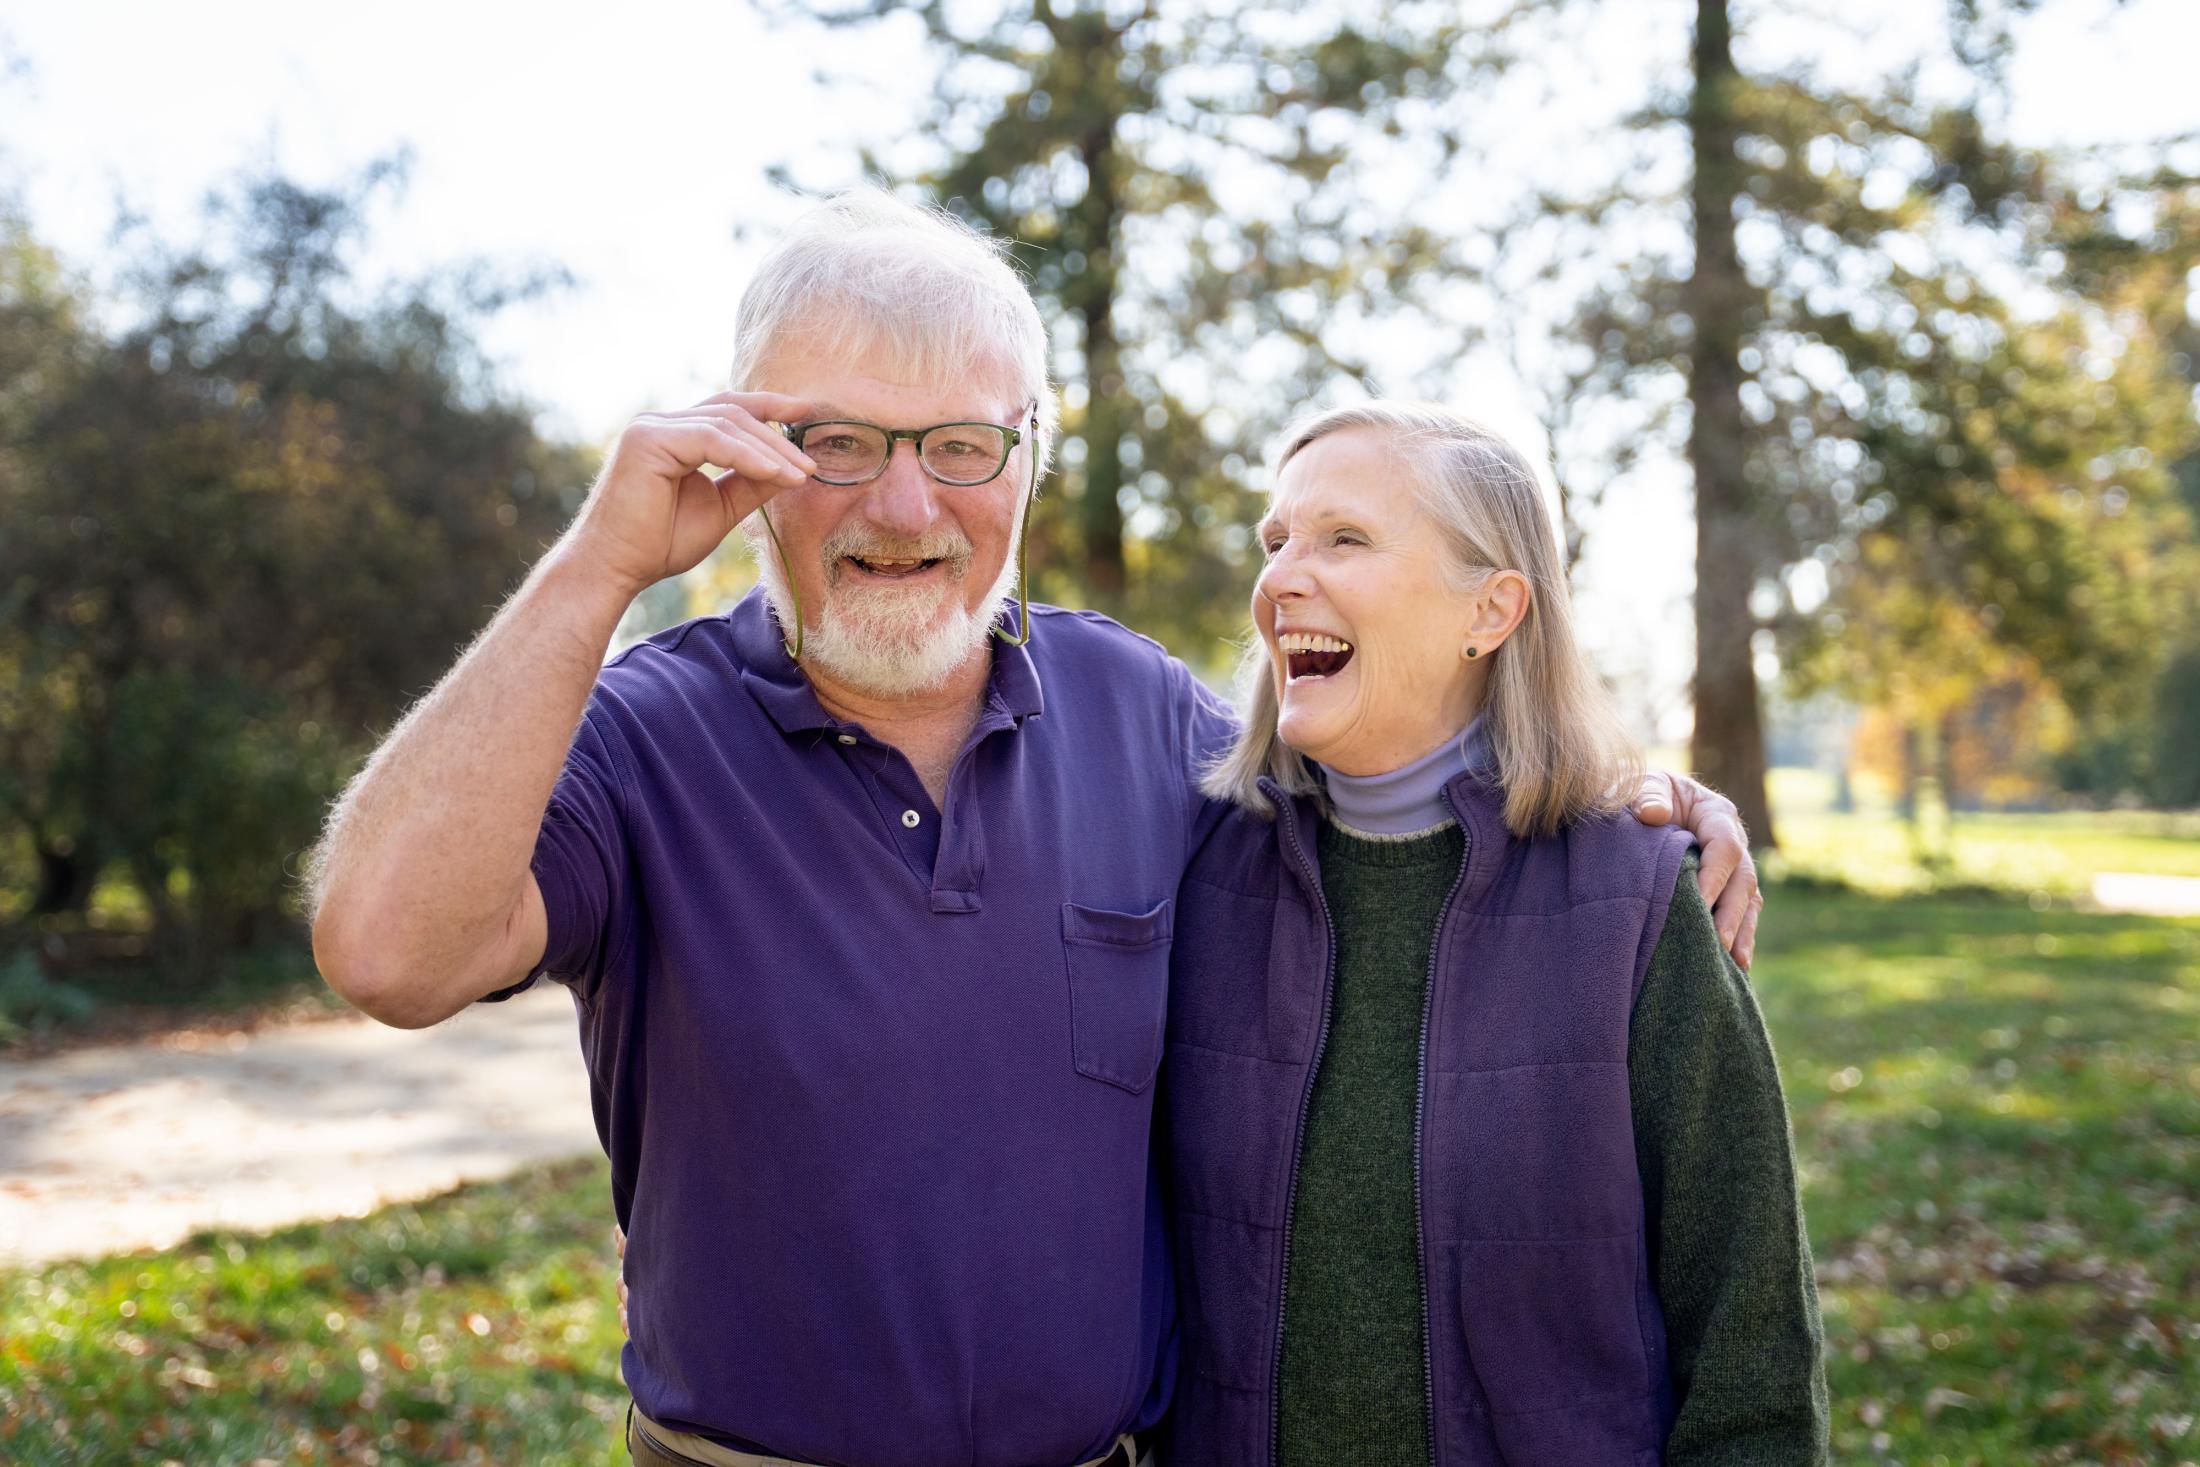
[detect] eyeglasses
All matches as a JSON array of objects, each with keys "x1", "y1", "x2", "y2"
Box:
[
  {"x1": 751, "y1": 403, "x2": 1042, "y2": 660},
  {"x1": 777, "y1": 419, "x2": 1025, "y2": 487}
]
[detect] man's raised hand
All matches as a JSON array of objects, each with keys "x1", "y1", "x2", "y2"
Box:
[{"x1": 566, "y1": 391, "x2": 816, "y2": 596}]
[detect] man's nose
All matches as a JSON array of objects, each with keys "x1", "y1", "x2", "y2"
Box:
[{"x1": 863, "y1": 442, "x2": 941, "y2": 538}]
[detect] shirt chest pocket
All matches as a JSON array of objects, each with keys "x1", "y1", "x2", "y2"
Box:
[{"x1": 1061, "y1": 899, "x2": 1174, "y2": 1094}]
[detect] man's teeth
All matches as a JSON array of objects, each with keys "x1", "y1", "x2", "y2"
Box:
[{"x1": 1278, "y1": 632, "x2": 1353, "y2": 654}]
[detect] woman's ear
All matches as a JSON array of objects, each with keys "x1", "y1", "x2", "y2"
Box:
[{"x1": 1463, "y1": 570, "x2": 1532, "y2": 662}]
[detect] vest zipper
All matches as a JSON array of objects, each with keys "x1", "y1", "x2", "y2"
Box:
[
  {"x1": 1268, "y1": 807, "x2": 1336, "y2": 1467},
  {"x1": 1415, "y1": 819, "x2": 1471, "y2": 1466}
]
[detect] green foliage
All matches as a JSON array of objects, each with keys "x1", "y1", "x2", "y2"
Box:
[
  {"x1": 0, "y1": 950, "x2": 94, "y2": 1045},
  {"x1": 2151, "y1": 644, "x2": 2200, "y2": 808},
  {"x1": 774, "y1": 2, "x2": 1501, "y2": 661},
  {"x1": 0, "y1": 164, "x2": 595, "y2": 983}
]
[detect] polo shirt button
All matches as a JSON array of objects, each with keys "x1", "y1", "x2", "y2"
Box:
[
  {"x1": 901, "y1": 809, "x2": 921, "y2": 828},
  {"x1": 836, "y1": 734, "x2": 857, "y2": 745}
]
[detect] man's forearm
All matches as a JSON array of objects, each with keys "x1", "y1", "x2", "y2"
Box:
[{"x1": 309, "y1": 542, "x2": 637, "y2": 1021}]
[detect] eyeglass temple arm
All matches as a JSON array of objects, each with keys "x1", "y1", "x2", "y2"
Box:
[{"x1": 992, "y1": 408, "x2": 1039, "y2": 647}]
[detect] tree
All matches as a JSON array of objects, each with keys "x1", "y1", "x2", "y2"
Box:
[
  {"x1": 0, "y1": 164, "x2": 594, "y2": 979},
  {"x1": 0, "y1": 214, "x2": 98, "y2": 915},
  {"x1": 1482, "y1": 0, "x2": 2199, "y2": 846},
  {"x1": 768, "y1": 1, "x2": 1496, "y2": 657}
]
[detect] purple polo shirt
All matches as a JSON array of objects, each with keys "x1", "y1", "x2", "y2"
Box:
[{"x1": 493, "y1": 587, "x2": 1235, "y2": 1467}]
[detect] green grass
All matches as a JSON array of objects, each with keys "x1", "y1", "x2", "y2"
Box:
[
  {"x1": 1765, "y1": 764, "x2": 2200, "y2": 897},
  {"x1": 1759, "y1": 887, "x2": 2200, "y2": 1465},
  {"x1": 3, "y1": 854, "x2": 2196, "y2": 1462},
  {"x1": 0, "y1": 1159, "x2": 628, "y2": 1464}
]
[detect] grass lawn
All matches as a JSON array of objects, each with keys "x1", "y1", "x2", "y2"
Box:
[
  {"x1": 3, "y1": 881, "x2": 2196, "y2": 1463},
  {"x1": 1762, "y1": 887, "x2": 2200, "y2": 1464},
  {"x1": 0, "y1": 1159, "x2": 627, "y2": 1464},
  {"x1": 1763, "y1": 765, "x2": 2200, "y2": 897}
]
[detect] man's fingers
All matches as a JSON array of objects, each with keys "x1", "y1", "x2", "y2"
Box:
[
  {"x1": 672, "y1": 423, "x2": 803, "y2": 486},
  {"x1": 614, "y1": 1224, "x2": 625, "y2": 1259},
  {"x1": 657, "y1": 406, "x2": 817, "y2": 479},
  {"x1": 1734, "y1": 889, "x2": 1763, "y2": 971},
  {"x1": 1631, "y1": 770, "x2": 1676, "y2": 824},
  {"x1": 1707, "y1": 844, "x2": 1760, "y2": 956},
  {"x1": 1696, "y1": 832, "x2": 1741, "y2": 911},
  {"x1": 696, "y1": 389, "x2": 813, "y2": 422},
  {"x1": 647, "y1": 417, "x2": 809, "y2": 485},
  {"x1": 714, "y1": 467, "x2": 788, "y2": 526}
]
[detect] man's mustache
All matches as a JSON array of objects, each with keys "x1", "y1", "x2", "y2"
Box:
[{"x1": 820, "y1": 528, "x2": 975, "y2": 580}]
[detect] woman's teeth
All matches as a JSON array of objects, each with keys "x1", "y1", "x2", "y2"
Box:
[{"x1": 1278, "y1": 632, "x2": 1355, "y2": 680}]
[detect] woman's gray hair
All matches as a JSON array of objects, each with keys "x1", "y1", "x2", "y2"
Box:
[
  {"x1": 728, "y1": 186, "x2": 1057, "y2": 476},
  {"x1": 1201, "y1": 401, "x2": 1644, "y2": 838}
]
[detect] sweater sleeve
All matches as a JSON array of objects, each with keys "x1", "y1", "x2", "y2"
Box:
[{"x1": 1629, "y1": 855, "x2": 1830, "y2": 1465}]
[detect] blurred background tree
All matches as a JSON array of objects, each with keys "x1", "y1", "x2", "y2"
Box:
[
  {"x1": 772, "y1": 0, "x2": 1503, "y2": 652},
  {"x1": 0, "y1": 162, "x2": 593, "y2": 984},
  {"x1": 755, "y1": 0, "x2": 2200, "y2": 849},
  {"x1": 1421, "y1": 0, "x2": 2200, "y2": 847},
  {"x1": 1, "y1": 0, "x2": 2194, "y2": 1004}
]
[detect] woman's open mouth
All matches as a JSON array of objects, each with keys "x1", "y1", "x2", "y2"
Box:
[{"x1": 1278, "y1": 631, "x2": 1354, "y2": 681}]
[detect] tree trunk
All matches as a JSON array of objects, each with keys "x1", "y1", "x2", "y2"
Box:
[
  {"x1": 1684, "y1": 0, "x2": 1778, "y2": 849},
  {"x1": 1074, "y1": 114, "x2": 1129, "y2": 602},
  {"x1": 30, "y1": 837, "x2": 100, "y2": 917}
]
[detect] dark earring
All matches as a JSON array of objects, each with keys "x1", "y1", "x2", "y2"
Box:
[{"x1": 1465, "y1": 646, "x2": 1479, "y2": 659}]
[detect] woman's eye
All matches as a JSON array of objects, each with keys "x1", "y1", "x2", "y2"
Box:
[{"x1": 1332, "y1": 531, "x2": 1364, "y2": 546}]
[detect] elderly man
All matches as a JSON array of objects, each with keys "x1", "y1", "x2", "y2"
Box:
[{"x1": 308, "y1": 189, "x2": 1760, "y2": 1467}]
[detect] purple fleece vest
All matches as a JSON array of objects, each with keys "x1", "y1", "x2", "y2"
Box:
[{"x1": 1163, "y1": 766, "x2": 1694, "y2": 1466}]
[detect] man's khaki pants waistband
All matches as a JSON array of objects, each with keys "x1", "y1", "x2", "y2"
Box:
[{"x1": 627, "y1": 1403, "x2": 1152, "y2": 1467}]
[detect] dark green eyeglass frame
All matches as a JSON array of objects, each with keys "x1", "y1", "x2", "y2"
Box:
[
  {"x1": 779, "y1": 419, "x2": 1025, "y2": 488},
  {"x1": 751, "y1": 405, "x2": 1041, "y2": 662}
]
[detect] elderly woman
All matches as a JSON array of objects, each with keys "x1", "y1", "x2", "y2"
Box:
[{"x1": 1162, "y1": 403, "x2": 1828, "y2": 1465}]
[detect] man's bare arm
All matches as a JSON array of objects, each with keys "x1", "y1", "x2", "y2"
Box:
[{"x1": 308, "y1": 393, "x2": 814, "y2": 1028}]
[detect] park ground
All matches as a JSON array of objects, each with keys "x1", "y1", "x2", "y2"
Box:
[{"x1": 1, "y1": 775, "x2": 2196, "y2": 1465}]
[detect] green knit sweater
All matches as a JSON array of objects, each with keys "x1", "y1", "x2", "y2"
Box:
[{"x1": 1276, "y1": 821, "x2": 1828, "y2": 1466}]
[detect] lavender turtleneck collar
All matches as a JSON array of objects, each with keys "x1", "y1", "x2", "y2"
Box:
[{"x1": 1319, "y1": 715, "x2": 1496, "y2": 837}]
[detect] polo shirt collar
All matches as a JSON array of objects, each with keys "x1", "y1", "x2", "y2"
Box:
[{"x1": 728, "y1": 587, "x2": 1045, "y2": 735}]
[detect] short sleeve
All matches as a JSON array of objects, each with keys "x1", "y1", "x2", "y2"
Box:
[
  {"x1": 1168, "y1": 655, "x2": 1242, "y2": 849},
  {"x1": 479, "y1": 708, "x2": 632, "y2": 1006}
]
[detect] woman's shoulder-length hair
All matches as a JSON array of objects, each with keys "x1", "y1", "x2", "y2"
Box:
[{"x1": 1201, "y1": 400, "x2": 1644, "y2": 840}]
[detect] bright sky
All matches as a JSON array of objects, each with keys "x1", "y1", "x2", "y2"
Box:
[{"x1": 4, "y1": 0, "x2": 2194, "y2": 727}]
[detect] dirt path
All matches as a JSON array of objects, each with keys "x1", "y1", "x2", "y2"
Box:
[{"x1": 0, "y1": 982, "x2": 596, "y2": 1267}]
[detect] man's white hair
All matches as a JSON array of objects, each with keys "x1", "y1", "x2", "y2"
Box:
[
  {"x1": 729, "y1": 186, "x2": 1058, "y2": 473},
  {"x1": 733, "y1": 186, "x2": 1053, "y2": 695}
]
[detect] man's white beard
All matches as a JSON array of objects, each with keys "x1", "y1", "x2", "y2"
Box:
[{"x1": 749, "y1": 519, "x2": 1022, "y2": 697}]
